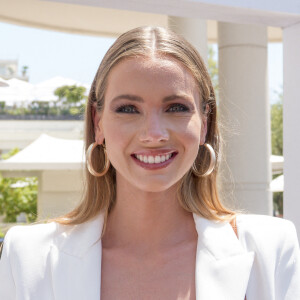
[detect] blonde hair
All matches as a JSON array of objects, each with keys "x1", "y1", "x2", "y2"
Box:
[{"x1": 52, "y1": 26, "x2": 235, "y2": 226}]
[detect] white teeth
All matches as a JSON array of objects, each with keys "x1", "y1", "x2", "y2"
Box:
[
  {"x1": 148, "y1": 156, "x2": 154, "y2": 163},
  {"x1": 135, "y1": 153, "x2": 174, "y2": 164}
]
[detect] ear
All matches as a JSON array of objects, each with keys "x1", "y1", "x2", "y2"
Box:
[
  {"x1": 200, "y1": 104, "x2": 209, "y2": 145},
  {"x1": 92, "y1": 103, "x2": 104, "y2": 145}
]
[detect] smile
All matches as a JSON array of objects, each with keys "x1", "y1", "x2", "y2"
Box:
[
  {"x1": 131, "y1": 151, "x2": 178, "y2": 170},
  {"x1": 134, "y1": 153, "x2": 175, "y2": 164}
]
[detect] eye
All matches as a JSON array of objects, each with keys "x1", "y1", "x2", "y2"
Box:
[
  {"x1": 167, "y1": 103, "x2": 190, "y2": 113},
  {"x1": 115, "y1": 105, "x2": 139, "y2": 114}
]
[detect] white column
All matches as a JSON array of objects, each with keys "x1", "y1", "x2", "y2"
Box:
[
  {"x1": 218, "y1": 22, "x2": 272, "y2": 214},
  {"x1": 167, "y1": 16, "x2": 208, "y2": 65},
  {"x1": 37, "y1": 170, "x2": 83, "y2": 220},
  {"x1": 283, "y1": 23, "x2": 300, "y2": 231}
]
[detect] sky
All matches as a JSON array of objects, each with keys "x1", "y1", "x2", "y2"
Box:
[{"x1": 1, "y1": 21, "x2": 282, "y2": 103}]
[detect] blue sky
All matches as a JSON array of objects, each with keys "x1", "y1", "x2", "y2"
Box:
[{"x1": 1, "y1": 21, "x2": 282, "y2": 103}]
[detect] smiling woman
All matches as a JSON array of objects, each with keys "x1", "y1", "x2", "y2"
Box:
[{"x1": 0, "y1": 27, "x2": 299, "y2": 300}]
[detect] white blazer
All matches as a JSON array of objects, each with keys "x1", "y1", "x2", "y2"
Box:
[{"x1": 0, "y1": 213, "x2": 299, "y2": 300}]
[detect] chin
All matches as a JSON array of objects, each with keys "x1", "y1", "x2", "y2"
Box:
[{"x1": 133, "y1": 178, "x2": 180, "y2": 193}]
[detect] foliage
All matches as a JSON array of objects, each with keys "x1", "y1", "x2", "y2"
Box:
[
  {"x1": 271, "y1": 99, "x2": 283, "y2": 156},
  {"x1": 1, "y1": 85, "x2": 87, "y2": 117},
  {"x1": 273, "y1": 190, "x2": 283, "y2": 217},
  {"x1": 0, "y1": 101, "x2": 5, "y2": 111},
  {"x1": 271, "y1": 91, "x2": 283, "y2": 216},
  {"x1": 1, "y1": 148, "x2": 19, "y2": 160},
  {"x1": 0, "y1": 148, "x2": 37, "y2": 223},
  {"x1": 29, "y1": 101, "x2": 51, "y2": 115},
  {"x1": 208, "y1": 45, "x2": 219, "y2": 98},
  {"x1": 54, "y1": 85, "x2": 87, "y2": 107},
  {"x1": 22, "y1": 66, "x2": 29, "y2": 77}
]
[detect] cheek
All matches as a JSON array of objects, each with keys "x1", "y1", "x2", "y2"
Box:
[
  {"x1": 175, "y1": 116, "x2": 202, "y2": 144},
  {"x1": 101, "y1": 117, "x2": 135, "y2": 164},
  {"x1": 181, "y1": 119, "x2": 202, "y2": 159}
]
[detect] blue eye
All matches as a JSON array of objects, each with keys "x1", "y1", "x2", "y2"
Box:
[
  {"x1": 167, "y1": 104, "x2": 189, "y2": 113},
  {"x1": 115, "y1": 105, "x2": 139, "y2": 114}
]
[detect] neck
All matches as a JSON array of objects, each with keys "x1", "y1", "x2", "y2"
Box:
[{"x1": 102, "y1": 174, "x2": 197, "y2": 254}]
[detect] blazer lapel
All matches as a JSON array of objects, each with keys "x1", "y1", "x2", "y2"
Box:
[
  {"x1": 50, "y1": 213, "x2": 105, "y2": 300},
  {"x1": 193, "y1": 214, "x2": 255, "y2": 300},
  {"x1": 49, "y1": 212, "x2": 254, "y2": 300}
]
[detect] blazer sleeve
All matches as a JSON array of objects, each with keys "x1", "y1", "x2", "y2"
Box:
[
  {"x1": 275, "y1": 220, "x2": 300, "y2": 299},
  {"x1": 0, "y1": 228, "x2": 16, "y2": 300}
]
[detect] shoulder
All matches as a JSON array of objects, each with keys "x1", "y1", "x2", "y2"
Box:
[
  {"x1": 237, "y1": 214, "x2": 297, "y2": 235},
  {"x1": 236, "y1": 214, "x2": 299, "y2": 258},
  {"x1": 2, "y1": 221, "x2": 60, "y2": 259},
  {"x1": 237, "y1": 214, "x2": 297, "y2": 239},
  {"x1": 236, "y1": 215, "x2": 300, "y2": 298}
]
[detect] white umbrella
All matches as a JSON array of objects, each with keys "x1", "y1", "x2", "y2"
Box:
[
  {"x1": 0, "y1": 78, "x2": 9, "y2": 87},
  {"x1": 33, "y1": 76, "x2": 90, "y2": 102},
  {"x1": 0, "y1": 134, "x2": 85, "y2": 170},
  {"x1": 0, "y1": 78, "x2": 35, "y2": 105},
  {"x1": 271, "y1": 155, "x2": 284, "y2": 175},
  {"x1": 271, "y1": 175, "x2": 284, "y2": 192}
]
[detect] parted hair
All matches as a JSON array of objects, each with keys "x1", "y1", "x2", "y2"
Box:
[{"x1": 52, "y1": 26, "x2": 235, "y2": 227}]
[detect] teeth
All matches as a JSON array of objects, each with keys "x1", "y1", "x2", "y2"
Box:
[
  {"x1": 148, "y1": 156, "x2": 154, "y2": 163},
  {"x1": 135, "y1": 153, "x2": 174, "y2": 164}
]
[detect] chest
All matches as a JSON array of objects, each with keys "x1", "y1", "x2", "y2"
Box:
[{"x1": 100, "y1": 242, "x2": 197, "y2": 300}]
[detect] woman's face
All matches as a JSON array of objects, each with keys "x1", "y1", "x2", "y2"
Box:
[{"x1": 95, "y1": 56, "x2": 207, "y2": 192}]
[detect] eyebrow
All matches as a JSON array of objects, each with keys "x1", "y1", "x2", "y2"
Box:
[{"x1": 110, "y1": 93, "x2": 193, "y2": 103}]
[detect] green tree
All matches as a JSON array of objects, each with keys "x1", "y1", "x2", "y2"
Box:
[
  {"x1": 54, "y1": 85, "x2": 87, "y2": 116},
  {"x1": 271, "y1": 97, "x2": 283, "y2": 156},
  {"x1": 270, "y1": 92, "x2": 283, "y2": 216},
  {"x1": 0, "y1": 148, "x2": 37, "y2": 223},
  {"x1": 22, "y1": 65, "x2": 29, "y2": 77},
  {"x1": 55, "y1": 85, "x2": 86, "y2": 105}
]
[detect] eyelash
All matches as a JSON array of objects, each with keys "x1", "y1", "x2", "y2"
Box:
[
  {"x1": 115, "y1": 103, "x2": 190, "y2": 114},
  {"x1": 115, "y1": 105, "x2": 138, "y2": 114}
]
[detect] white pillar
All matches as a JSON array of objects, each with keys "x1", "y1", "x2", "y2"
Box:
[
  {"x1": 218, "y1": 22, "x2": 272, "y2": 215},
  {"x1": 38, "y1": 170, "x2": 83, "y2": 220},
  {"x1": 167, "y1": 16, "x2": 208, "y2": 65},
  {"x1": 283, "y1": 23, "x2": 300, "y2": 231}
]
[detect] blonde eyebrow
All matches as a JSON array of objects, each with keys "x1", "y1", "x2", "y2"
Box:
[
  {"x1": 111, "y1": 93, "x2": 193, "y2": 103},
  {"x1": 111, "y1": 94, "x2": 143, "y2": 103}
]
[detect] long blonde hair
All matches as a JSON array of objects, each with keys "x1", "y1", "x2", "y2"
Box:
[{"x1": 52, "y1": 26, "x2": 235, "y2": 226}]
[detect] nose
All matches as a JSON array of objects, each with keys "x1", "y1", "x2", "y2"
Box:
[{"x1": 139, "y1": 112, "x2": 169, "y2": 143}]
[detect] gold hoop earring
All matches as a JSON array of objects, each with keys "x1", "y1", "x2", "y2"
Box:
[
  {"x1": 86, "y1": 142, "x2": 110, "y2": 177},
  {"x1": 192, "y1": 143, "x2": 216, "y2": 177}
]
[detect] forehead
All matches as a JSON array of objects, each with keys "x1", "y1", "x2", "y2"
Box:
[{"x1": 105, "y1": 56, "x2": 199, "y2": 97}]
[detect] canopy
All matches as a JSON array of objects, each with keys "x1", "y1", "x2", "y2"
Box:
[
  {"x1": 0, "y1": 78, "x2": 34, "y2": 104},
  {"x1": 0, "y1": 76, "x2": 90, "y2": 105},
  {"x1": 271, "y1": 175, "x2": 284, "y2": 192},
  {"x1": 0, "y1": 134, "x2": 85, "y2": 170},
  {"x1": 33, "y1": 76, "x2": 90, "y2": 102},
  {"x1": 0, "y1": 78, "x2": 9, "y2": 87},
  {"x1": 270, "y1": 155, "x2": 283, "y2": 174}
]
